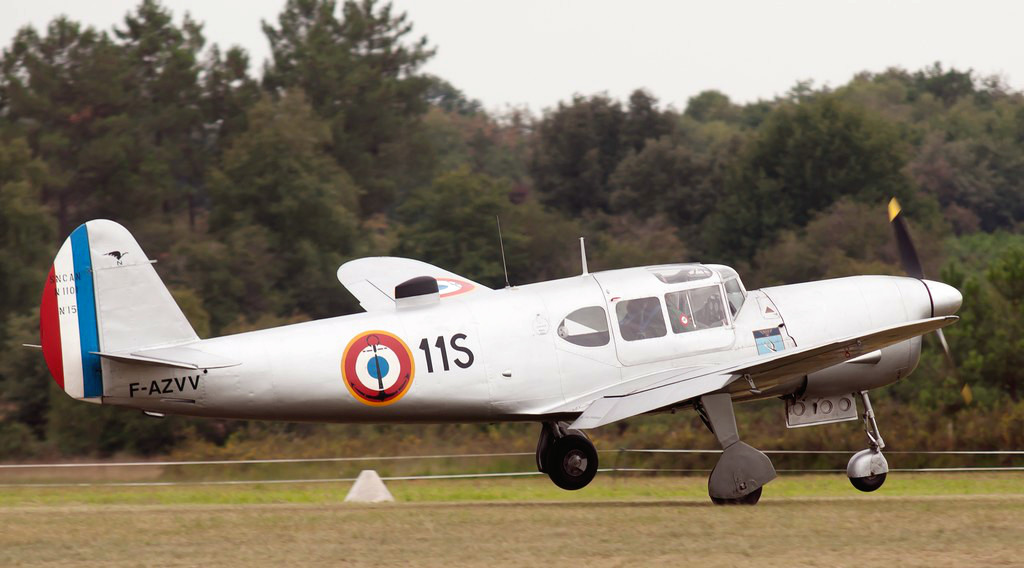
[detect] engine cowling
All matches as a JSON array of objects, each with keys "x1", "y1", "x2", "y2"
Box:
[{"x1": 762, "y1": 275, "x2": 932, "y2": 397}]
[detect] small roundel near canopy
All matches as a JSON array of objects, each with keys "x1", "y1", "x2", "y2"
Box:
[
  {"x1": 436, "y1": 277, "x2": 475, "y2": 298},
  {"x1": 341, "y1": 330, "x2": 415, "y2": 406}
]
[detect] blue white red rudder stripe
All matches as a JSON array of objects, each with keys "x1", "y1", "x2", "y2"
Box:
[{"x1": 40, "y1": 223, "x2": 103, "y2": 399}]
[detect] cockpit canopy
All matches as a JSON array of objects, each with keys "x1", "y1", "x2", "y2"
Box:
[
  {"x1": 648, "y1": 265, "x2": 713, "y2": 284},
  {"x1": 647, "y1": 263, "x2": 747, "y2": 317},
  {"x1": 554, "y1": 263, "x2": 749, "y2": 351}
]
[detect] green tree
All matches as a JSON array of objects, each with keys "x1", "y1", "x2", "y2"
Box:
[
  {"x1": 201, "y1": 46, "x2": 260, "y2": 146},
  {"x1": 394, "y1": 167, "x2": 581, "y2": 286},
  {"x1": 531, "y1": 90, "x2": 677, "y2": 216},
  {"x1": 909, "y1": 116, "x2": 1024, "y2": 233},
  {"x1": 115, "y1": 0, "x2": 208, "y2": 223},
  {"x1": 262, "y1": 0, "x2": 435, "y2": 212},
  {"x1": 421, "y1": 106, "x2": 532, "y2": 185},
  {"x1": 708, "y1": 93, "x2": 911, "y2": 263},
  {"x1": 46, "y1": 386, "x2": 181, "y2": 455},
  {"x1": 0, "y1": 314, "x2": 54, "y2": 439},
  {"x1": 0, "y1": 136, "x2": 54, "y2": 436},
  {"x1": 748, "y1": 198, "x2": 916, "y2": 287},
  {"x1": 0, "y1": 18, "x2": 133, "y2": 231},
  {"x1": 530, "y1": 94, "x2": 626, "y2": 214},
  {"x1": 684, "y1": 90, "x2": 740, "y2": 123},
  {"x1": 911, "y1": 62, "x2": 975, "y2": 106},
  {"x1": 424, "y1": 75, "x2": 482, "y2": 116},
  {"x1": 621, "y1": 89, "x2": 673, "y2": 151},
  {"x1": 0, "y1": 135, "x2": 56, "y2": 326},
  {"x1": 394, "y1": 168, "x2": 509, "y2": 284},
  {"x1": 608, "y1": 136, "x2": 716, "y2": 230},
  {"x1": 207, "y1": 91, "x2": 360, "y2": 323},
  {"x1": 169, "y1": 226, "x2": 285, "y2": 334},
  {"x1": 588, "y1": 214, "x2": 689, "y2": 271}
]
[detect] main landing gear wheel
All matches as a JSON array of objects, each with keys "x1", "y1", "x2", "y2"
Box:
[
  {"x1": 546, "y1": 434, "x2": 599, "y2": 491},
  {"x1": 699, "y1": 394, "x2": 776, "y2": 506},
  {"x1": 711, "y1": 486, "x2": 762, "y2": 506},
  {"x1": 850, "y1": 473, "x2": 887, "y2": 492}
]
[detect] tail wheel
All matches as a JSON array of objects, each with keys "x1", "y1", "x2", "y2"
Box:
[{"x1": 546, "y1": 434, "x2": 598, "y2": 491}]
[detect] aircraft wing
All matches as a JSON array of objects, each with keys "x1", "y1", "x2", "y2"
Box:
[
  {"x1": 565, "y1": 316, "x2": 958, "y2": 430},
  {"x1": 337, "y1": 257, "x2": 493, "y2": 311}
]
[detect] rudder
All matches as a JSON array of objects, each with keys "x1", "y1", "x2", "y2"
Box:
[{"x1": 40, "y1": 220, "x2": 198, "y2": 400}]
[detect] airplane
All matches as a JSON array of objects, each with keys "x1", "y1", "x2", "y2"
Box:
[{"x1": 35, "y1": 199, "x2": 961, "y2": 505}]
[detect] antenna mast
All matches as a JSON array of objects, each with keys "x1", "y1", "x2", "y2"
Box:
[
  {"x1": 496, "y1": 216, "x2": 511, "y2": 288},
  {"x1": 579, "y1": 237, "x2": 589, "y2": 275}
]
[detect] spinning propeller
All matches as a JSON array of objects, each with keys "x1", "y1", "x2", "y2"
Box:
[{"x1": 888, "y1": 198, "x2": 972, "y2": 404}]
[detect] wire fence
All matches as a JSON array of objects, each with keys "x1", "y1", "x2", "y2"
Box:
[
  {"x1": 0, "y1": 452, "x2": 536, "y2": 470},
  {"x1": 0, "y1": 449, "x2": 1021, "y2": 488},
  {"x1": 3, "y1": 449, "x2": 1023, "y2": 470}
]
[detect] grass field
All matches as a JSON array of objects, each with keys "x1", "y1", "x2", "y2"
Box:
[{"x1": 2, "y1": 473, "x2": 1022, "y2": 567}]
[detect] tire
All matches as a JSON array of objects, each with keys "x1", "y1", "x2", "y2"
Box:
[
  {"x1": 850, "y1": 473, "x2": 887, "y2": 492},
  {"x1": 710, "y1": 486, "x2": 762, "y2": 506},
  {"x1": 546, "y1": 434, "x2": 599, "y2": 491}
]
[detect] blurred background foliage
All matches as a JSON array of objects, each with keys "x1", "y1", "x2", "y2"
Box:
[{"x1": 2, "y1": 0, "x2": 1024, "y2": 461}]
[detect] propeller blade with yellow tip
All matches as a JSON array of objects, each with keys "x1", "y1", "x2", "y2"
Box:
[
  {"x1": 887, "y1": 197, "x2": 971, "y2": 404},
  {"x1": 888, "y1": 198, "x2": 924, "y2": 280},
  {"x1": 961, "y1": 383, "x2": 973, "y2": 405}
]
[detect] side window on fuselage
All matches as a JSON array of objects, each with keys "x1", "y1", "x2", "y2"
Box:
[
  {"x1": 615, "y1": 297, "x2": 667, "y2": 341},
  {"x1": 557, "y1": 306, "x2": 610, "y2": 347}
]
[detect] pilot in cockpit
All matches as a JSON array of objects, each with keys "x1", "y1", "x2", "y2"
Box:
[
  {"x1": 619, "y1": 299, "x2": 661, "y2": 340},
  {"x1": 694, "y1": 291, "x2": 727, "y2": 328}
]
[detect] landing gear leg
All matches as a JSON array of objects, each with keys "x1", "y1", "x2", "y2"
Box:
[
  {"x1": 700, "y1": 393, "x2": 776, "y2": 505},
  {"x1": 847, "y1": 390, "x2": 889, "y2": 492},
  {"x1": 536, "y1": 421, "x2": 599, "y2": 491}
]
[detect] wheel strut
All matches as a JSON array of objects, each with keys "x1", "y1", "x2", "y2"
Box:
[
  {"x1": 859, "y1": 390, "x2": 885, "y2": 451},
  {"x1": 847, "y1": 390, "x2": 889, "y2": 492},
  {"x1": 701, "y1": 393, "x2": 776, "y2": 505}
]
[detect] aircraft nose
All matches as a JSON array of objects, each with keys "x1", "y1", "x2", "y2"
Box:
[{"x1": 923, "y1": 280, "x2": 962, "y2": 316}]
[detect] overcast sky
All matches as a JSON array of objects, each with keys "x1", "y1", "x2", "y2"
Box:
[{"x1": 2, "y1": 0, "x2": 1021, "y2": 113}]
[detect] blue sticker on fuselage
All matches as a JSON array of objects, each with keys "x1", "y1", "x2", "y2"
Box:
[{"x1": 754, "y1": 327, "x2": 785, "y2": 355}]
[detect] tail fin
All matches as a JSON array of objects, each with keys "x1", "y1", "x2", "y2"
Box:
[{"x1": 40, "y1": 220, "x2": 198, "y2": 400}]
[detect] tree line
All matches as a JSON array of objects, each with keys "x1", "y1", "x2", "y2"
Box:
[{"x1": 1, "y1": 0, "x2": 1023, "y2": 458}]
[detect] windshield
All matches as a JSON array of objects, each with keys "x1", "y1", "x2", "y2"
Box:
[
  {"x1": 724, "y1": 278, "x2": 745, "y2": 316},
  {"x1": 708, "y1": 265, "x2": 746, "y2": 317}
]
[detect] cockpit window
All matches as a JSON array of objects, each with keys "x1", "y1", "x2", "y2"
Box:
[
  {"x1": 557, "y1": 306, "x2": 610, "y2": 347},
  {"x1": 724, "y1": 278, "x2": 745, "y2": 316},
  {"x1": 665, "y1": 286, "x2": 728, "y2": 333},
  {"x1": 648, "y1": 265, "x2": 713, "y2": 284},
  {"x1": 615, "y1": 297, "x2": 667, "y2": 341}
]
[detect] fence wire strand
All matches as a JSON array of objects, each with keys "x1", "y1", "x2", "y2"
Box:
[
  {"x1": 1, "y1": 448, "x2": 1021, "y2": 488},
  {"x1": 3, "y1": 449, "x2": 1023, "y2": 470}
]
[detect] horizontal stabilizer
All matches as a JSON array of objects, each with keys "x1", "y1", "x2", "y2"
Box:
[
  {"x1": 337, "y1": 257, "x2": 492, "y2": 311},
  {"x1": 94, "y1": 345, "x2": 239, "y2": 370}
]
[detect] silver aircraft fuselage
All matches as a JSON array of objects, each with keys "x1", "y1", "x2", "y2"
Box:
[{"x1": 98, "y1": 266, "x2": 957, "y2": 424}]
